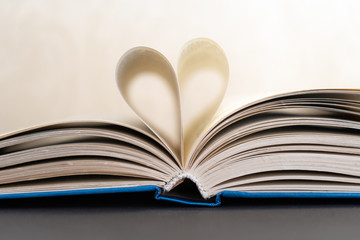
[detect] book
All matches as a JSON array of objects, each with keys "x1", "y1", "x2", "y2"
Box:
[{"x1": 1, "y1": 38, "x2": 360, "y2": 206}]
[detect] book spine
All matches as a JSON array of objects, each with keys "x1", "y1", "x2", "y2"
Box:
[{"x1": 163, "y1": 173, "x2": 210, "y2": 199}]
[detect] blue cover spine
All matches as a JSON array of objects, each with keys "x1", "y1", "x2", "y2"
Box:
[{"x1": 1, "y1": 186, "x2": 360, "y2": 206}]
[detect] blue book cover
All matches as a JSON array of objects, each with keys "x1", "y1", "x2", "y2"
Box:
[{"x1": 2, "y1": 186, "x2": 360, "y2": 206}]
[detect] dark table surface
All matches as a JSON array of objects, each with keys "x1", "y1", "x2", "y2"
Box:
[{"x1": 1, "y1": 191, "x2": 360, "y2": 240}]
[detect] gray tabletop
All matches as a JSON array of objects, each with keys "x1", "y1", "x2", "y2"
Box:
[{"x1": 0, "y1": 191, "x2": 360, "y2": 240}]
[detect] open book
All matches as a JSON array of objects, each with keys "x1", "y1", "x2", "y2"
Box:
[{"x1": 1, "y1": 38, "x2": 360, "y2": 206}]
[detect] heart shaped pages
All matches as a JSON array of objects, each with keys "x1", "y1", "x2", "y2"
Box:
[{"x1": 116, "y1": 38, "x2": 229, "y2": 166}]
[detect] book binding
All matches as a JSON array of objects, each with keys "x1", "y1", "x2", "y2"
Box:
[{"x1": 1, "y1": 186, "x2": 360, "y2": 206}]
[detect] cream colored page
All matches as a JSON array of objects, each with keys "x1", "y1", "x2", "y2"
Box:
[{"x1": 1, "y1": 0, "x2": 360, "y2": 137}]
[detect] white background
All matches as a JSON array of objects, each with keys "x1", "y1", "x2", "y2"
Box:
[{"x1": 1, "y1": 0, "x2": 360, "y2": 132}]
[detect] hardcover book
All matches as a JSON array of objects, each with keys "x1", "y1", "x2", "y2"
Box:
[{"x1": 1, "y1": 38, "x2": 360, "y2": 206}]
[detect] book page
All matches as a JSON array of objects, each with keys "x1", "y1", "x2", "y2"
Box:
[{"x1": 115, "y1": 38, "x2": 229, "y2": 165}]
